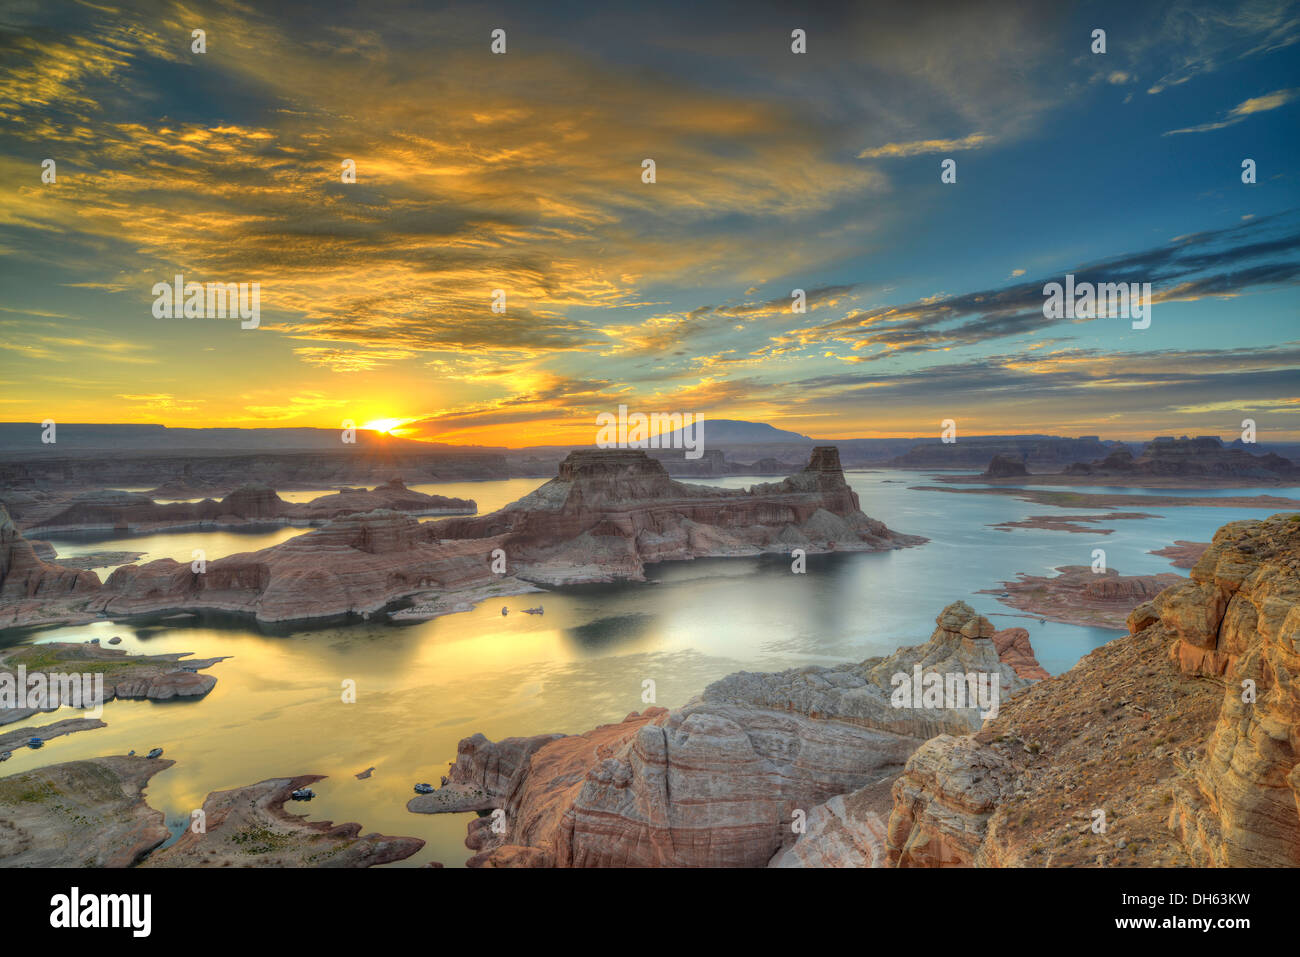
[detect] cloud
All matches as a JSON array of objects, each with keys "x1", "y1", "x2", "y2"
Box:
[
  {"x1": 1165, "y1": 86, "x2": 1299, "y2": 134},
  {"x1": 1140, "y1": 1, "x2": 1300, "y2": 95},
  {"x1": 782, "y1": 214, "x2": 1300, "y2": 358},
  {"x1": 858, "y1": 132, "x2": 993, "y2": 159}
]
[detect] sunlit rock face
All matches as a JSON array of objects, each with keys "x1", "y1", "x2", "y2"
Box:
[
  {"x1": 96, "y1": 510, "x2": 498, "y2": 623},
  {"x1": 887, "y1": 512, "x2": 1300, "y2": 869},
  {"x1": 0, "y1": 504, "x2": 101, "y2": 627},
  {"x1": 437, "y1": 446, "x2": 925, "y2": 585}
]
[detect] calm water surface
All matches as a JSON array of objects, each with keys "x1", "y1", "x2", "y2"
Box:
[{"x1": 4, "y1": 471, "x2": 1295, "y2": 866}]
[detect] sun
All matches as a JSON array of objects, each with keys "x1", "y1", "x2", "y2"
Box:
[{"x1": 362, "y1": 417, "x2": 407, "y2": 435}]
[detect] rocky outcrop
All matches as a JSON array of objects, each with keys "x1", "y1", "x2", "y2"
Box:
[
  {"x1": 95, "y1": 509, "x2": 505, "y2": 624},
  {"x1": 0, "y1": 504, "x2": 102, "y2": 628},
  {"x1": 982, "y1": 454, "x2": 1029, "y2": 478},
  {"x1": 8, "y1": 479, "x2": 474, "y2": 535},
  {"x1": 437, "y1": 447, "x2": 924, "y2": 585},
  {"x1": 1149, "y1": 540, "x2": 1210, "y2": 568},
  {"x1": 0, "y1": 642, "x2": 227, "y2": 725},
  {"x1": 1153, "y1": 515, "x2": 1300, "y2": 865},
  {"x1": 417, "y1": 602, "x2": 1043, "y2": 866},
  {"x1": 0, "y1": 756, "x2": 174, "y2": 866},
  {"x1": 144, "y1": 774, "x2": 425, "y2": 867},
  {"x1": 982, "y1": 565, "x2": 1185, "y2": 629},
  {"x1": 887, "y1": 511, "x2": 1300, "y2": 868},
  {"x1": 991, "y1": 627, "x2": 1050, "y2": 681}
]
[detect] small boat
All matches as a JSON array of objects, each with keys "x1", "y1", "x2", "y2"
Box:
[
  {"x1": 146, "y1": 747, "x2": 163, "y2": 759},
  {"x1": 521, "y1": 606, "x2": 544, "y2": 615},
  {"x1": 355, "y1": 766, "x2": 375, "y2": 780},
  {"x1": 27, "y1": 737, "x2": 43, "y2": 749},
  {"x1": 0, "y1": 751, "x2": 11, "y2": 762},
  {"x1": 501, "y1": 606, "x2": 509, "y2": 616},
  {"x1": 290, "y1": 788, "x2": 315, "y2": 801},
  {"x1": 127, "y1": 750, "x2": 136, "y2": 757},
  {"x1": 413, "y1": 783, "x2": 435, "y2": 794},
  {"x1": 88, "y1": 638, "x2": 100, "y2": 645},
  {"x1": 108, "y1": 636, "x2": 122, "y2": 645}
]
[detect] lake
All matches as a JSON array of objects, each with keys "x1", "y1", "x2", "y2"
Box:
[{"x1": 2, "y1": 470, "x2": 1294, "y2": 867}]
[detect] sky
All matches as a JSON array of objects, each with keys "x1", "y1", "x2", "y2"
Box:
[{"x1": 0, "y1": 0, "x2": 1297, "y2": 446}]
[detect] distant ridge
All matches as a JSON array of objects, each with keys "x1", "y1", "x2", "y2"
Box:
[
  {"x1": 660, "y1": 419, "x2": 813, "y2": 444},
  {"x1": 0, "y1": 423, "x2": 499, "y2": 453}
]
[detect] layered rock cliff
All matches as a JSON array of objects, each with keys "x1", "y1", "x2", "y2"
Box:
[
  {"x1": 887, "y1": 511, "x2": 1300, "y2": 867},
  {"x1": 0, "y1": 504, "x2": 101, "y2": 628},
  {"x1": 95, "y1": 510, "x2": 503, "y2": 623},
  {"x1": 417, "y1": 601, "x2": 1043, "y2": 866},
  {"x1": 437, "y1": 446, "x2": 923, "y2": 584}
]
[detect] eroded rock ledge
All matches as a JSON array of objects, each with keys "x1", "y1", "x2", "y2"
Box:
[
  {"x1": 0, "y1": 642, "x2": 226, "y2": 726},
  {"x1": 888, "y1": 511, "x2": 1300, "y2": 868},
  {"x1": 416, "y1": 601, "x2": 1043, "y2": 867}
]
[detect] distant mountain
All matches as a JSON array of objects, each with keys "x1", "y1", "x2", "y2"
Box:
[{"x1": 661, "y1": 419, "x2": 813, "y2": 445}]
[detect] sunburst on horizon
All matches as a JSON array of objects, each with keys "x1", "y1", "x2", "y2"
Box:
[{"x1": 362, "y1": 417, "x2": 410, "y2": 435}]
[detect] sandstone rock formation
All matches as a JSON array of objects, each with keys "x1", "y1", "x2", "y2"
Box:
[
  {"x1": 991, "y1": 627, "x2": 1050, "y2": 681},
  {"x1": 437, "y1": 446, "x2": 924, "y2": 585},
  {"x1": 1149, "y1": 540, "x2": 1210, "y2": 569},
  {"x1": 145, "y1": 774, "x2": 425, "y2": 867},
  {"x1": 982, "y1": 565, "x2": 1185, "y2": 629},
  {"x1": 982, "y1": 454, "x2": 1029, "y2": 478},
  {"x1": 1153, "y1": 515, "x2": 1300, "y2": 865},
  {"x1": 0, "y1": 642, "x2": 226, "y2": 726},
  {"x1": 417, "y1": 601, "x2": 1043, "y2": 867},
  {"x1": 887, "y1": 511, "x2": 1300, "y2": 868},
  {"x1": 0, "y1": 504, "x2": 102, "y2": 628},
  {"x1": 94, "y1": 509, "x2": 509, "y2": 623}
]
